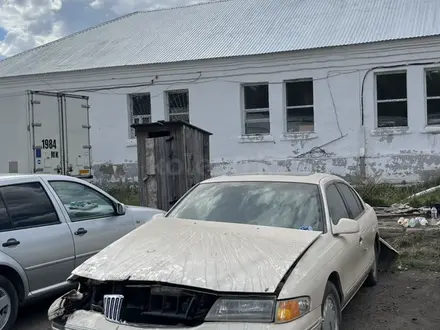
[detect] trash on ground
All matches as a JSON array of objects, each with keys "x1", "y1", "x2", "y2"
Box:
[{"x1": 396, "y1": 216, "x2": 439, "y2": 228}]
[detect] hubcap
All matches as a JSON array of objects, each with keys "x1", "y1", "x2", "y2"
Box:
[
  {"x1": 322, "y1": 295, "x2": 339, "y2": 330},
  {"x1": 0, "y1": 288, "x2": 11, "y2": 329}
]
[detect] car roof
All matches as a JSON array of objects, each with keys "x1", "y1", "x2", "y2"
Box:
[
  {"x1": 202, "y1": 172, "x2": 344, "y2": 185},
  {"x1": 0, "y1": 173, "x2": 88, "y2": 182}
]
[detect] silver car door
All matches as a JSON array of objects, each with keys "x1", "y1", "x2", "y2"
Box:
[
  {"x1": 335, "y1": 183, "x2": 374, "y2": 274},
  {"x1": 0, "y1": 180, "x2": 75, "y2": 293},
  {"x1": 325, "y1": 183, "x2": 363, "y2": 294},
  {"x1": 46, "y1": 180, "x2": 136, "y2": 267}
]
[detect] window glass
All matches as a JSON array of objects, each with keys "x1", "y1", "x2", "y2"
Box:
[
  {"x1": 376, "y1": 72, "x2": 407, "y2": 100},
  {"x1": 0, "y1": 196, "x2": 11, "y2": 231},
  {"x1": 244, "y1": 85, "x2": 269, "y2": 109},
  {"x1": 167, "y1": 90, "x2": 189, "y2": 123},
  {"x1": 426, "y1": 70, "x2": 440, "y2": 126},
  {"x1": 336, "y1": 183, "x2": 364, "y2": 219},
  {"x1": 129, "y1": 93, "x2": 152, "y2": 139},
  {"x1": 0, "y1": 182, "x2": 59, "y2": 229},
  {"x1": 243, "y1": 84, "x2": 270, "y2": 135},
  {"x1": 167, "y1": 182, "x2": 324, "y2": 231},
  {"x1": 286, "y1": 80, "x2": 314, "y2": 107},
  {"x1": 326, "y1": 184, "x2": 349, "y2": 225},
  {"x1": 49, "y1": 181, "x2": 115, "y2": 222},
  {"x1": 376, "y1": 72, "x2": 408, "y2": 128}
]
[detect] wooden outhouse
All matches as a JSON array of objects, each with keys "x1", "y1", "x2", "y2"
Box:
[{"x1": 132, "y1": 120, "x2": 212, "y2": 211}]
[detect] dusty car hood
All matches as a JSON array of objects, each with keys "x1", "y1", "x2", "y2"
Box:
[{"x1": 71, "y1": 217, "x2": 321, "y2": 293}]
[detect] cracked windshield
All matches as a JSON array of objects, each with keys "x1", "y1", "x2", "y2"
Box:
[{"x1": 0, "y1": 1, "x2": 439, "y2": 330}]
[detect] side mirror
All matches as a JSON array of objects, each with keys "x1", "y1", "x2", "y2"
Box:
[
  {"x1": 116, "y1": 203, "x2": 126, "y2": 215},
  {"x1": 332, "y1": 218, "x2": 359, "y2": 235},
  {"x1": 151, "y1": 212, "x2": 166, "y2": 220}
]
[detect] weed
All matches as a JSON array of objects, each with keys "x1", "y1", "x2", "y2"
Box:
[
  {"x1": 96, "y1": 182, "x2": 140, "y2": 206},
  {"x1": 355, "y1": 177, "x2": 440, "y2": 207},
  {"x1": 388, "y1": 230, "x2": 440, "y2": 272}
]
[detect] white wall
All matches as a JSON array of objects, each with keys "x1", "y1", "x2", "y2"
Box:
[{"x1": 1, "y1": 36, "x2": 440, "y2": 183}]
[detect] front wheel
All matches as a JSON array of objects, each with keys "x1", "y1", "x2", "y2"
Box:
[
  {"x1": 321, "y1": 282, "x2": 341, "y2": 330},
  {"x1": 0, "y1": 275, "x2": 18, "y2": 330}
]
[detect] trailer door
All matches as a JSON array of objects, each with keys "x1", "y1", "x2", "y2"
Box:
[
  {"x1": 62, "y1": 94, "x2": 92, "y2": 178},
  {"x1": 29, "y1": 91, "x2": 63, "y2": 174}
]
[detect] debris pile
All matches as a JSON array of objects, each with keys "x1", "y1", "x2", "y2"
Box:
[{"x1": 396, "y1": 216, "x2": 440, "y2": 228}]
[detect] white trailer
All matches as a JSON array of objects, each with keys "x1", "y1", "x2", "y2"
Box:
[{"x1": 0, "y1": 90, "x2": 92, "y2": 178}]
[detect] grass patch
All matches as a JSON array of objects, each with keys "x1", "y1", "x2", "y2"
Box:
[
  {"x1": 387, "y1": 230, "x2": 440, "y2": 272},
  {"x1": 354, "y1": 177, "x2": 440, "y2": 207},
  {"x1": 96, "y1": 183, "x2": 141, "y2": 206}
]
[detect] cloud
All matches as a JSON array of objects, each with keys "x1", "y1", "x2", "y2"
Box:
[
  {"x1": 0, "y1": 0, "x2": 67, "y2": 56},
  {"x1": 0, "y1": 0, "x2": 213, "y2": 58}
]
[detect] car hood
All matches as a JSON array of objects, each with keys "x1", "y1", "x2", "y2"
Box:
[{"x1": 71, "y1": 217, "x2": 321, "y2": 293}]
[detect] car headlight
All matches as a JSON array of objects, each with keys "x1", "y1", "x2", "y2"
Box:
[
  {"x1": 205, "y1": 298, "x2": 276, "y2": 322},
  {"x1": 275, "y1": 297, "x2": 311, "y2": 323}
]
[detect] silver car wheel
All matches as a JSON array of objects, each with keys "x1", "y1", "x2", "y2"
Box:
[
  {"x1": 322, "y1": 295, "x2": 339, "y2": 330},
  {"x1": 0, "y1": 288, "x2": 11, "y2": 329}
]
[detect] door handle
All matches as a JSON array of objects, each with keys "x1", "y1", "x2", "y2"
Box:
[
  {"x1": 359, "y1": 236, "x2": 364, "y2": 246},
  {"x1": 2, "y1": 238, "x2": 20, "y2": 247},
  {"x1": 74, "y1": 228, "x2": 87, "y2": 236}
]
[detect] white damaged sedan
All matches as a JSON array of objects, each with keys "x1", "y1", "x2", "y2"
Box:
[{"x1": 49, "y1": 173, "x2": 381, "y2": 330}]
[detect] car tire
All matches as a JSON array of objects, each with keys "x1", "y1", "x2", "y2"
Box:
[
  {"x1": 364, "y1": 243, "x2": 379, "y2": 287},
  {"x1": 321, "y1": 281, "x2": 341, "y2": 330},
  {"x1": 0, "y1": 275, "x2": 18, "y2": 330}
]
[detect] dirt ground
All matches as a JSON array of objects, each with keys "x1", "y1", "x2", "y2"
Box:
[
  {"x1": 13, "y1": 270, "x2": 440, "y2": 330},
  {"x1": 342, "y1": 270, "x2": 440, "y2": 330}
]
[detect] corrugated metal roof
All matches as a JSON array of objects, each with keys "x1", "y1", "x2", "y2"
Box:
[{"x1": 1, "y1": 0, "x2": 440, "y2": 78}]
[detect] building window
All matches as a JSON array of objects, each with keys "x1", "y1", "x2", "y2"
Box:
[
  {"x1": 129, "y1": 93, "x2": 151, "y2": 138},
  {"x1": 285, "y1": 79, "x2": 314, "y2": 132},
  {"x1": 243, "y1": 84, "x2": 270, "y2": 135},
  {"x1": 376, "y1": 72, "x2": 407, "y2": 128},
  {"x1": 167, "y1": 90, "x2": 189, "y2": 122},
  {"x1": 426, "y1": 69, "x2": 440, "y2": 126}
]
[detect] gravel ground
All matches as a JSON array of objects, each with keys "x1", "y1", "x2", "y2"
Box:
[{"x1": 14, "y1": 270, "x2": 440, "y2": 330}]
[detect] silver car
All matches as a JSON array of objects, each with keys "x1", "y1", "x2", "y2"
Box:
[{"x1": 0, "y1": 174, "x2": 163, "y2": 330}]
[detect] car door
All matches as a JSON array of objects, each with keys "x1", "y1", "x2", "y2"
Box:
[
  {"x1": 335, "y1": 182, "x2": 374, "y2": 273},
  {"x1": 325, "y1": 183, "x2": 363, "y2": 295},
  {"x1": 45, "y1": 180, "x2": 136, "y2": 267},
  {"x1": 0, "y1": 180, "x2": 75, "y2": 293}
]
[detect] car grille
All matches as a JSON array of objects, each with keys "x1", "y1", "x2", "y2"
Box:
[
  {"x1": 103, "y1": 294, "x2": 124, "y2": 322},
  {"x1": 99, "y1": 284, "x2": 218, "y2": 326}
]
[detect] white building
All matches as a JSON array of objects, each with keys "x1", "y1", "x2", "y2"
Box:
[{"x1": 0, "y1": 0, "x2": 440, "y2": 184}]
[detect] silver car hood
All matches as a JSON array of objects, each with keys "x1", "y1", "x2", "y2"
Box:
[{"x1": 71, "y1": 217, "x2": 321, "y2": 293}]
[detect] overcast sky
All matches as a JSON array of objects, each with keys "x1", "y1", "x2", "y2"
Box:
[{"x1": 0, "y1": 0, "x2": 207, "y2": 59}]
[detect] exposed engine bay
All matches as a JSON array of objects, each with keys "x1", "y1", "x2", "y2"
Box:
[{"x1": 50, "y1": 277, "x2": 275, "y2": 329}]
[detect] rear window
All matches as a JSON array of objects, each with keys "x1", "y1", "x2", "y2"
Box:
[{"x1": 167, "y1": 181, "x2": 324, "y2": 231}]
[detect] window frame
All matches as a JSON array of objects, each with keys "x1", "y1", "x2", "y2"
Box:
[
  {"x1": 128, "y1": 93, "x2": 152, "y2": 139},
  {"x1": 166, "y1": 89, "x2": 190, "y2": 122},
  {"x1": 334, "y1": 182, "x2": 365, "y2": 220},
  {"x1": 48, "y1": 180, "x2": 117, "y2": 222},
  {"x1": 284, "y1": 78, "x2": 315, "y2": 133},
  {"x1": 241, "y1": 82, "x2": 271, "y2": 135},
  {"x1": 0, "y1": 193, "x2": 12, "y2": 232},
  {"x1": 324, "y1": 182, "x2": 350, "y2": 226},
  {"x1": 425, "y1": 68, "x2": 440, "y2": 126},
  {"x1": 374, "y1": 70, "x2": 408, "y2": 128},
  {"x1": 0, "y1": 181, "x2": 61, "y2": 232}
]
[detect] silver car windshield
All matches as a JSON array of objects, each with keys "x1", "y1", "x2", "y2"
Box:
[{"x1": 167, "y1": 181, "x2": 324, "y2": 231}]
